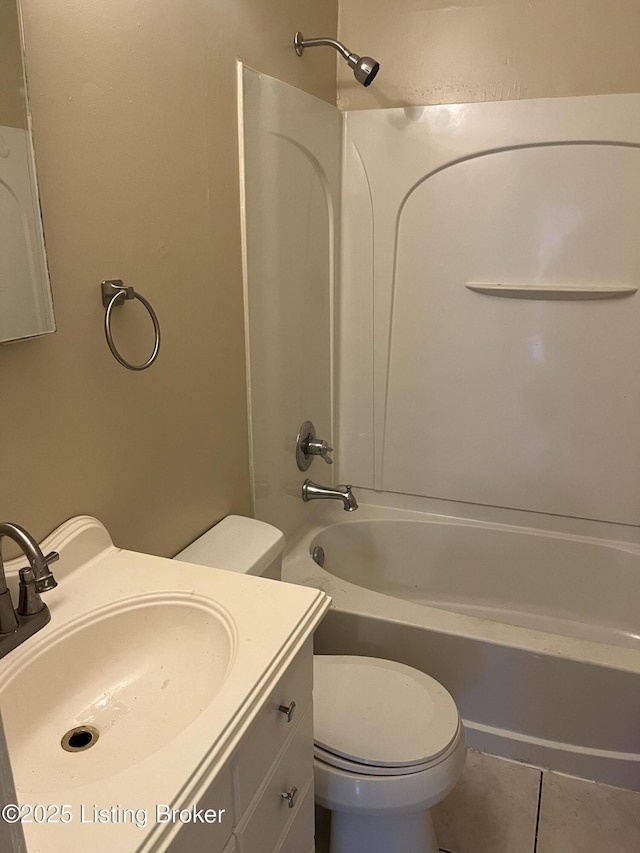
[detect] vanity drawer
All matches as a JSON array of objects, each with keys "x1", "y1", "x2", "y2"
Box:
[
  {"x1": 234, "y1": 638, "x2": 313, "y2": 813},
  {"x1": 273, "y1": 781, "x2": 314, "y2": 853},
  {"x1": 165, "y1": 760, "x2": 233, "y2": 853},
  {"x1": 234, "y1": 703, "x2": 314, "y2": 853}
]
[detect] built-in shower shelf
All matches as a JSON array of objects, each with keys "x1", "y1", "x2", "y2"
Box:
[{"x1": 465, "y1": 282, "x2": 638, "y2": 300}]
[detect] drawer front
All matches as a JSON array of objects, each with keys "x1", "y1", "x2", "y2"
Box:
[
  {"x1": 235, "y1": 703, "x2": 314, "y2": 853},
  {"x1": 273, "y1": 782, "x2": 314, "y2": 853},
  {"x1": 165, "y1": 761, "x2": 233, "y2": 853},
  {"x1": 234, "y1": 638, "x2": 313, "y2": 813}
]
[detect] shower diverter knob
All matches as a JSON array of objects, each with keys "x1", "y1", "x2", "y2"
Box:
[
  {"x1": 296, "y1": 421, "x2": 333, "y2": 470},
  {"x1": 306, "y1": 438, "x2": 333, "y2": 463}
]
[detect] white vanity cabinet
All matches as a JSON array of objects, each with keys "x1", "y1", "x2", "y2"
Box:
[
  {"x1": 167, "y1": 638, "x2": 316, "y2": 853},
  {"x1": 0, "y1": 517, "x2": 330, "y2": 853}
]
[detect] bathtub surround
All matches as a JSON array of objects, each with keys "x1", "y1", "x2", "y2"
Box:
[
  {"x1": 339, "y1": 93, "x2": 640, "y2": 526},
  {"x1": 241, "y1": 69, "x2": 640, "y2": 537},
  {"x1": 240, "y1": 67, "x2": 341, "y2": 539},
  {"x1": 241, "y1": 70, "x2": 640, "y2": 788},
  {"x1": 332, "y1": 92, "x2": 640, "y2": 788}
]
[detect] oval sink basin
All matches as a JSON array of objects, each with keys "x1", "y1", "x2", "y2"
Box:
[{"x1": 0, "y1": 593, "x2": 236, "y2": 793}]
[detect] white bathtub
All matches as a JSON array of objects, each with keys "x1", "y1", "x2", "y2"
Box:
[{"x1": 282, "y1": 503, "x2": 640, "y2": 790}]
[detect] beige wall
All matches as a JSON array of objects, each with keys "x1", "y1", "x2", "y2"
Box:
[
  {"x1": 0, "y1": 0, "x2": 336, "y2": 558},
  {"x1": 338, "y1": 0, "x2": 640, "y2": 110}
]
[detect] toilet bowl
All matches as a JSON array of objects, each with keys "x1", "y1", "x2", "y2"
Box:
[
  {"x1": 175, "y1": 515, "x2": 466, "y2": 853},
  {"x1": 312, "y1": 653, "x2": 465, "y2": 853}
]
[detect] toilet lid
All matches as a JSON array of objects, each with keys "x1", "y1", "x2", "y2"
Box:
[{"x1": 313, "y1": 656, "x2": 460, "y2": 769}]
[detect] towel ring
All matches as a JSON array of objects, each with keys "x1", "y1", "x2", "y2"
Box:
[{"x1": 101, "y1": 279, "x2": 161, "y2": 371}]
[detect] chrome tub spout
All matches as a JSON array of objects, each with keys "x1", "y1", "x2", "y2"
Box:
[{"x1": 302, "y1": 480, "x2": 359, "y2": 512}]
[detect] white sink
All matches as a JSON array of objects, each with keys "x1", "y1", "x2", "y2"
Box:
[
  {"x1": 1, "y1": 594, "x2": 236, "y2": 792},
  {"x1": 0, "y1": 515, "x2": 330, "y2": 853}
]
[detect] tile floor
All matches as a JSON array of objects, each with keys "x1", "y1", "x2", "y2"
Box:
[{"x1": 315, "y1": 749, "x2": 640, "y2": 853}]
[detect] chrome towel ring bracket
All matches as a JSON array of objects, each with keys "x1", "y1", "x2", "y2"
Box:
[{"x1": 101, "y1": 279, "x2": 161, "y2": 371}]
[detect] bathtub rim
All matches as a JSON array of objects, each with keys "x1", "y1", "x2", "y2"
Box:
[
  {"x1": 282, "y1": 501, "x2": 640, "y2": 789},
  {"x1": 282, "y1": 502, "x2": 640, "y2": 677}
]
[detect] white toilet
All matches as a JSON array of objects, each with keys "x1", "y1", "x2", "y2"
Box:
[{"x1": 175, "y1": 515, "x2": 466, "y2": 853}]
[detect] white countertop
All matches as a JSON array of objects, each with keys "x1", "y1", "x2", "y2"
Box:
[{"x1": 0, "y1": 516, "x2": 330, "y2": 852}]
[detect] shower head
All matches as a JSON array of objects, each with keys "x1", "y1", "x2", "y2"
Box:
[{"x1": 294, "y1": 32, "x2": 380, "y2": 88}]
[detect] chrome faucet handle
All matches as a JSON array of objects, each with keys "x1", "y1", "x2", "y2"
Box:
[
  {"x1": 33, "y1": 550, "x2": 59, "y2": 593},
  {"x1": 296, "y1": 420, "x2": 334, "y2": 470},
  {"x1": 305, "y1": 438, "x2": 333, "y2": 464},
  {"x1": 16, "y1": 550, "x2": 58, "y2": 615}
]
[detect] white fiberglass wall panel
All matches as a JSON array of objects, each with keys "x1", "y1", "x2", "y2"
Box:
[
  {"x1": 340, "y1": 95, "x2": 640, "y2": 525},
  {"x1": 240, "y1": 67, "x2": 341, "y2": 537}
]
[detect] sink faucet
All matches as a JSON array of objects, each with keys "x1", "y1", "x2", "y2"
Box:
[
  {"x1": 0, "y1": 523, "x2": 59, "y2": 659},
  {"x1": 302, "y1": 479, "x2": 358, "y2": 512}
]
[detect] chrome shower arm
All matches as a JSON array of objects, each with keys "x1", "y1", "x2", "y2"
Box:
[
  {"x1": 293, "y1": 31, "x2": 380, "y2": 88},
  {"x1": 294, "y1": 33, "x2": 352, "y2": 62}
]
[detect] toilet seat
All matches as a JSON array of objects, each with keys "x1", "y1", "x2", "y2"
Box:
[
  {"x1": 314, "y1": 719, "x2": 462, "y2": 776},
  {"x1": 313, "y1": 655, "x2": 460, "y2": 771},
  {"x1": 313, "y1": 720, "x2": 467, "y2": 817}
]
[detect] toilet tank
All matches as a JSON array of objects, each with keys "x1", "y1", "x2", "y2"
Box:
[{"x1": 173, "y1": 515, "x2": 285, "y2": 581}]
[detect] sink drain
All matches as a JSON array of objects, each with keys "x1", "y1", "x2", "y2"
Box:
[{"x1": 61, "y1": 725, "x2": 100, "y2": 753}]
